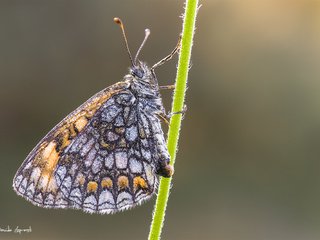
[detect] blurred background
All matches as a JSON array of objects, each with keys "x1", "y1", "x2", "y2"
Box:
[{"x1": 1, "y1": 1, "x2": 320, "y2": 239}]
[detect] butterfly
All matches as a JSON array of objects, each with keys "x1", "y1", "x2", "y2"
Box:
[{"x1": 12, "y1": 18, "x2": 180, "y2": 214}]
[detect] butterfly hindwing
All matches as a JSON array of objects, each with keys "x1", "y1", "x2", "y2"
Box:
[{"x1": 13, "y1": 80, "x2": 159, "y2": 213}]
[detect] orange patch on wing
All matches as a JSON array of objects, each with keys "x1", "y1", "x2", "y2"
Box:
[
  {"x1": 42, "y1": 142, "x2": 59, "y2": 171},
  {"x1": 42, "y1": 141, "x2": 57, "y2": 160},
  {"x1": 133, "y1": 176, "x2": 148, "y2": 190},
  {"x1": 61, "y1": 129, "x2": 71, "y2": 147},
  {"x1": 69, "y1": 123, "x2": 77, "y2": 138},
  {"x1": 38, "y1": 141, "x2": 60, "y2": 192},
  {"x1": 101, "y1": 177, "x2": 113, "y2": 189},
  {"x1": 38, "y1": 174, "x2": 57, "y2": 192},
  {"x1": 117, "y1": 176, "x2": 129, "y2": 189},
  {"x1": 74, "y1": 116, "x2": 88, "y2": 132},
  {"x1": 87, "y1": 181, "x2": 98, "y2": 193}
]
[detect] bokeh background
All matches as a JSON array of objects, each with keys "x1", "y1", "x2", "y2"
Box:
[{"x1": 1, "y1": 1, "x2": 320, "y2": 239}]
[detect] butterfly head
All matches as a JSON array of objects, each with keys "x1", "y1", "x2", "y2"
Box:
[
  {"x1": 129, "y1": 61, "x2": 159, "y2": 90},
  {"x1": 131, "y1": 60, "x2": 154, "y2": 78},
  {"x1": 131, "y1": 62, "x2": 146, "y2": 79}
]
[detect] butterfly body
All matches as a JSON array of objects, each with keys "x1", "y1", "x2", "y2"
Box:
[{"x1": 13, "y1": 62, "x2": 173, "y2": 214}]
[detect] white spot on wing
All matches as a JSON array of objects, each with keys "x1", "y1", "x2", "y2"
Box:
[
  {"x1": 98, "y1": 190, "x2": 115, "y2": 211},
  {"x1": 26, "y1": 182, "x2": 35, "y2": 198},
  {"x1": 25, "y1": 161, "x2": 32, "y2": 169},
  {"x1": 141, "y1": 148, "x2": 151, "y2": 162},
  {"x1": 80, "y1": 138, "x2": 95, "y2": 156},
  {"x1": 85, "y1": 148, "x2": 96, "y2": 167},
  {"x1": 117, "y1": 191, "x2": 133, "y2": 209},
  {"x1": 144, "y1": 163, "x2": 155, "y2": 186},
  {"x1": 38, "y1": 175, "x2": 49, "y2": 190},
  {"x1": 19, "y1": 178, "x2": 28, "y2": 192},
  {"x1": 70, "y1": 188, "x2": 82, "y2": 205},
  {"x1": 70, "y1": 134, "x2": 87, "y2": 152},
  {"x1": 115, "y1": 151, "x2": 128, "y2": 169},
  {"x1": 30, "y1": 167, "x2": 41, "y2": 183},
  {"x1": 114, "y1": 115, "x2": 124, "y2": 126},
  {"x1": 129, "y1": 157, "x2": 142, "y2": 173},
  {"x1": 45, "y1": 194, "x2": 54, "y2": 205},
  {"x1": 69, "y1": 163, "x2": 77, "y2": 177},
  {"x1": 106, "y1": 131, "x2": 119, "y2": 141},
  {"x1": 104, "y1": 154, "x2": 114, "y2": 169},
  {"x1": 84, "y1": 195, "x2": 97, "y2": 213},
  {"x1": 14, "y1": 175, "x2": 23, "y2": 188},
  {"x1": 55, "y1": 192, "x2": 68, "y2": 206},
  {"x1": 102, "y1": 105, "x2": 121, "y2": 122},
  {"x1": 61, "y1": 176, "x2": 72, "y2": 197},
  {"x1": 92, "y1": 158, "x2": 102, "y2": 174},
  {"x1": 56, "y1": 166, "x2": 66, "y2": 185},
  {"x1": 34, "y1": 193, "x2": 43, "y2": 204},
  {"x1": 139, "y1": 114, "x2": 150, "y2": 136},
  {"x1": 103, "y1": 98, "x2": 115, "y2": 108},
  {"x1": 125, "y1": 125, "x2": 138, "y2": 142},
  {"x1": 141, "y1": 139, "x2": 149, "y2": 149}
]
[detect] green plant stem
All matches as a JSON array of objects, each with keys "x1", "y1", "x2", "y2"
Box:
[{"x1": 148, "y1": 0, "x2": 199, "y2": 239}]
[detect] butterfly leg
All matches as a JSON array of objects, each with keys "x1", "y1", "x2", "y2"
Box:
[
  {"x1": 151, "y1": 35, "x2": 181, "y2": 70},
  {"x1": 159, "y1": 84, "x2": 175, "y2": 90},
  {"x1": 167, "y1": 104, "x2": 188, "y2": 119},
  {"x1": 156, "y1": 104, "x2": 187, "y2": 126},
  {"x1": 155, "y1": 112, "x2": 170, "y2": 125}
]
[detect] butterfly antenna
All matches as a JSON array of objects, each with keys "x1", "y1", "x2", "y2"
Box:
[
  {"x1": 114, "y1": 17, "x2": 135, "y2": 67},
  {"x1": 134, "y1": 28, "x2": 150, "y2": 65}
]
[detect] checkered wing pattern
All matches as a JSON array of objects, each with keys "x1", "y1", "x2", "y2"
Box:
[{"x1": 13, "y1": 81, "x2": 162, "y2": 214}]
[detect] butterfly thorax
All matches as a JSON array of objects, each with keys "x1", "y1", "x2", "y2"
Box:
[{"x1": 125, "y1": 62, "x2": 164, "y2": 113}]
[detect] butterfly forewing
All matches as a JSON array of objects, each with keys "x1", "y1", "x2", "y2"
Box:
[{"x1": 13, "y1": 80, "x2": 160, "y2": 214}]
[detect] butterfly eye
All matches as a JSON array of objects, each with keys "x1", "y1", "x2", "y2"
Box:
[{"x1": 131, "y1": 68, "x2": 144, "y2": 78}]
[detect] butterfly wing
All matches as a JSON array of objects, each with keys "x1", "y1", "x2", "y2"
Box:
[{"x1": 13, "y1": 80, "x2": 159, "y2": 214}]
